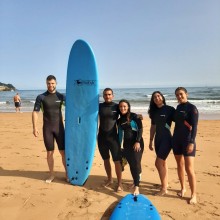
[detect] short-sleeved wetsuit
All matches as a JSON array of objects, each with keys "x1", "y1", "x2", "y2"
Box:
[
  {"x1": 98, "y1": 102, "x2": 121, "y2": 161},
  {"x1": 117, "y1": 113, "x2": 144, "y2": 187},
  {"x1": 151, "y1": 105, "x2": 175, "y2": 160},
  {"x1": 33, "y1": 91, "x2": 65, "y2": 151},
  {"x1": 173, "y1": 102, "x2": 199, "y2": 157}
]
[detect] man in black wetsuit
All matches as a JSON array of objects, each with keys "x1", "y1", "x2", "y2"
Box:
[
  {"x1": 98, "y1": 88, "x2": 123, "y2": 192},
  {"x1": 32, "y1": 75, "x2": 66, "y2": 183}
]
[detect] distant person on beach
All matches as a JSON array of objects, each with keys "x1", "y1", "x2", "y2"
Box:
[
  {"x1": 98, "y1": 88, "x2": 123, "y2": 192},
  {"x1": 173, "y1": 87, "x2": 199, "y2": 204},
  {"x1": 117, "y1": 99, "x2": 144, "y2": 196},
  {"x1": 148, "y1": 91, "x2": 175, "y2": 196},
  {"x1": 14, "y1": 93, "x2": 21, "y2": 112},
  {"x1": 32, "y1": 75, "x2": 67, "y2": 183}
]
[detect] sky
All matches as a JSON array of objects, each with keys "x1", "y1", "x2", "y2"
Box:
[{"x1": 0, "y1": 0, "x2": 220, "y2": 90}]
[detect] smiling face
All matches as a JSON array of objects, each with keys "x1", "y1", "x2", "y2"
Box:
[
  {"x1": 47, "y1": 79, "x2": 57, "y2": 93},
  {"x1": 119, "y1": 101, "x2": 129, "y2": 115},
  {"x1": 175, "y1": 89, "x2": 188, "y2": 103},
  {"x1": 153, "y1": 92, "x2": 164, "y2": 108}
]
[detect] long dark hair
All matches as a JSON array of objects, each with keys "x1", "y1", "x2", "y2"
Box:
[
  {"x1": 148, "y1": 91, "x2": 166, "y2": 119},
  {"x1": 175, "y1": 87, "x2": 187, "y2": 95},
  {"x1": 119, "y1": 99, "x2": 131, "y2": 123}
]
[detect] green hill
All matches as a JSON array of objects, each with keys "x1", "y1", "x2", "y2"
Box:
[{"x1": 0, "y1": 82, "x2": 16, "y2": 91}]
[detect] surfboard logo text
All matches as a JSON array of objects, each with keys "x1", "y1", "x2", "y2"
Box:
[{"x1": 74, "y1": 80, "x2": 97, "y2": 86}]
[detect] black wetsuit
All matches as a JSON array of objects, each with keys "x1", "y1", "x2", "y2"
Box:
[
  {"x1": 117, "y1": 113, "x2": 144, "y2": 187},
  {"x1": 151, "y1": 105, "x2": 175, "y2": 160},
  {"x1": 98, "y1": 102, "x2": 121, "y2": 161},
  {"x1": 173, "y1": 102, "x2": 199, "y2": 156},
  {"x1": 33, "y1": 91, "x2": 65, "y2": 151}
]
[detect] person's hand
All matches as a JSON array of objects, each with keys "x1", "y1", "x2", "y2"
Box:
[
  {"x1": 149, "y1": 142, "x2": 154, "y2": 151},
  {"x1": 133, "y1": 142, "x2": 141, "y2": 152},
  {"x1": 33, "y1": 128, "x2": 39, "y2": 137},
  {"x1": 186, "y1": 143, "x2": 194, "y2": 154},
  {"x1": 137, "y1": 114, "x2": 143, "y2": 120}
]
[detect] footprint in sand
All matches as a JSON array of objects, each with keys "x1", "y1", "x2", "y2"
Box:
[
  {"x1": 205, "y1": 172, "x2": 220, "y2": 177},
  {"x1": 67, "y1": 196, "x2": 91, "y2": 209},
  {"x1": 79, "y1": 198, "x2": 91, "y2": 209},
  {"x1": 2, "y1": 192, "x2": 13, "y2": 197}
]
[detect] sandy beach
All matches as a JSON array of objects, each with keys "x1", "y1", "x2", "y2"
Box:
[{"x1": 0, "y1": 112, "x2": 220, "y2": 220}]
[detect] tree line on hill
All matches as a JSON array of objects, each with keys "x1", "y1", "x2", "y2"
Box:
[{"x1": 0, "y1": 82, "x2": 16, "y2": 91}]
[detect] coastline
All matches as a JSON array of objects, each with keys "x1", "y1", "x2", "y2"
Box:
[
  {"x1": 0, "y1": 113, "x2": 220, "y2": 219},
  {"x1": 1, "y1": 111, "x2": 220, "y2": 121}
]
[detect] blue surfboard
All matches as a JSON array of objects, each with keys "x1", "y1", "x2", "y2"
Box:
[
  {"x1": 110, "y1": 194, "x2": 161, "y2": 220},
  {"x1": 65, "y1": 39, "x2": 99, "y2": 186}
]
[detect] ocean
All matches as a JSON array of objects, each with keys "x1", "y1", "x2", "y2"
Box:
[{"x1": 1, "y1": 87, "x2": 220, "y2": 119}]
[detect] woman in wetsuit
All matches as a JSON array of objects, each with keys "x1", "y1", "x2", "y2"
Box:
[
  {"x1": 117, "y1": 99, "x2": 144, "y2": 196},
  {"x1": 148, "y1": 91, "x2": 175, "y2": 196},
  {"x1": 173, "y1": 87, "x2": 199, "y2": 204}
]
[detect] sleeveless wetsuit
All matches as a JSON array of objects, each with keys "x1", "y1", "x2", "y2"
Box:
[
  {"x1": 118, "y1": 113, "x2": 144, "y2": 187},
  {"x1": 98, "y1": 102, "x2": 121, "y2": 161},
  {"x1": 33, "y1": 91, "x2": 65, "y2": 151},
  {"x1": 151, "y1": 105, "x2": 175, "y2": 160},
  {"x1": 173, "y1": 102, "x2": 199, "y2": 157}
]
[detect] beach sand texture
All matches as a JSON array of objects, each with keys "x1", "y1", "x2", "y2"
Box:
[{"x1": 0, "y1": 113, "x2": 220, "y2": 220}]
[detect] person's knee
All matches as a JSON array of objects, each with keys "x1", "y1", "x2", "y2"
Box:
[
  {"x1": 104, "y1": 158, "x2": 111, "y2": 166},
  {"x1": 155, "y1": 160, "x2": 159, "y2": 169},
  {"x1": 113, "y1": 160, "x2": 120, "y2": 168},
  {"x1": 59, "y1": 150, "x2": 65, "y2": 157},
  {"x1": 155, "y1": 157, "x2": 165, "y2": 168},
  {"x1": 185, "y1": 165, "x2": 194, "y2": 176},
  {"x1": 47, "y1": 151, "x2": 54, "y2": 159},
  {"x1": 175, "y1": 156, "x2": 184, "y2": 168}
]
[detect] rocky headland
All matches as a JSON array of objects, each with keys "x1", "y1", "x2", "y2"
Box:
[{"x1": 0, "y1": 82, "x2": 16, "y2": 91}]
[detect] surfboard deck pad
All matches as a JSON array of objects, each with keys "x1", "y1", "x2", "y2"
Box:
[
  {"x1": 65, "y1": 39, "x2": 99, "y2": 186},
  {"x1": 110, "y1": 194, "x2": 161, "y2": 219}
]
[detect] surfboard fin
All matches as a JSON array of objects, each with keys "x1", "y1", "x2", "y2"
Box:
[{"x1": 134, "y1": 196, "x2": 138, "y2": 202}]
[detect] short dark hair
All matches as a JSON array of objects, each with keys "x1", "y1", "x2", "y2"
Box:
[
  {"x1": 103, "y1": 88, "x2": 113, "y2": 95},
  {"x1": 46, "y1": 75, "x2": 56, "y2": 81}
]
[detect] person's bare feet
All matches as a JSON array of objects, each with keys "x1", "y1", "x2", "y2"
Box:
[
  {"x1": 129, "y1": 183, "x2": 135, "y2": 189},
  {"x1": 116, "y1": 184, "x2": 123, "y2": 192},
  {"x1": 155, "y1": 189, "x2": 168, "y2": 196},
  {"x1": 189, "y1": 194, "x2": 197, "y2": 204},
  {"x1": 177, "y1": 188, "x2": 186, "y2": 197},
  {"x1": 103, "y1": 179, "x2": 113, "y2": 187},
  {"x1": 133, "y1": 186, "x2": 139, "y2": 196},
  {"x1": 45, "y1": 175, "x2": 55, "y2": 183}
]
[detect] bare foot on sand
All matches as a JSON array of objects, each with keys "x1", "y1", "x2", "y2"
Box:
[
  {"x1": 116, "y1": 184, "x2": 123, "y2": 192},
  {"x1": 45, "y1": 175, "x2": 55, "y2": 183},
  {"x1": 129, "y1": 183, "x2": 135, "y2": 189},
  {"x1": 65, "y1": 174, "x2": 69, "y2": 183},
  {"x1": 189, "y1": 195, "x2": 197, "y2": 204},
  {"x1": 103, "y1": 179, "x2": 113, "y2": 187},
  {"x1": 155, "y1": 189, "x2": 168, "y2": 196},
  {"x1": 133, "y1": 186, "x2": 139, "y2": 196},
  {"x1": 177, "y1": 189, "x2": 186, "y2": 197}
]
